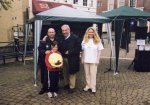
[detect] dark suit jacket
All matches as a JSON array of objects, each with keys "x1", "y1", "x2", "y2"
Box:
[{"x1": 59, "y1": 33, "x2": 81, "y2": 74}]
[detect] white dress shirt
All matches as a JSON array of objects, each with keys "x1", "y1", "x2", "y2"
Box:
[{"x1": 82, "y1": 39, "x2": 104, "y2": 63}]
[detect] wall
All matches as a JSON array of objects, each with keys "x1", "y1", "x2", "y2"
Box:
[
  {"x1": 97, "y1": 0, "x2": 108, "y2": 13},
  {"x1": 144, "y1": 0, "x2": 150, "y2": 12},
  {"x1": 0, "y1": 0, "x2": 29, "y2": 43}
]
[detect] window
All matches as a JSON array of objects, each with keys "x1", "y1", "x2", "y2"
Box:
[
  {"x1": 130, "y1": 0, "x2": 136, "y2": 7},
  {"x1": 118, "y1": 0, "x2": 125, "y2": 7},
  {"x1": 108, "y1": 0, "x2": 114, "y2": 10},
  {"x1": 83, "y1": 0, "x2": 87, "y2": 6},
  {"x1": 97, "y1": 1, "x2": 102, "y2": 7},
  {"x1": 73, "y1": 0, "x2": 78, "y2": 4},
  {"x1": 62, "y1": 0, "x2": 67, "y2": 2},
  {"x1": 91, "y1": 0, "x2": 93, "y2": 7}
]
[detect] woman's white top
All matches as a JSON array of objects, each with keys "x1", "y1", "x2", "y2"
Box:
[{"x1": 82, "y1": 39, "x2": 104, "y2": 63}]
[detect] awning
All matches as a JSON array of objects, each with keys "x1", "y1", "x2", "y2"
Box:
[{"x1": 32, "y1": 0, "x2": 73, "y2": 14}]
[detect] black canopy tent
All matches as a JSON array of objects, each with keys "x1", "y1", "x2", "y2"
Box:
[
  {"x1": 99, "y1": 6, "x2": 150, "y2": 73},
  {"x1": 25, "y1": 5, "x2": 112, "y2": 85}
]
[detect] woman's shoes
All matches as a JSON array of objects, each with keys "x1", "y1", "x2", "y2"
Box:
[
  {"x1": 83, "y1": 86, "x2": 90, "y2": 91},
  {"x1": 83, "y1": 86, "x2": 96, "y2": 93},
  {"x1": 91, "y1": 88, "x2": 96, "y2": 93}
]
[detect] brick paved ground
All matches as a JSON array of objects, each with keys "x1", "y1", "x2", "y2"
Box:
[{"x1": 0, "y1": 39, "x2": 150, "y2": 105}]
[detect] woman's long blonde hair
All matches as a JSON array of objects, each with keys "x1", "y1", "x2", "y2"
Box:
[{"x1": 83, "y1": 27, "x2": 101, "y2": 44}]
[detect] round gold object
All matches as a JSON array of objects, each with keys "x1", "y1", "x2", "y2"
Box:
[{"x1": 48, "y1": 53, "x2": 63, "y2": 68}]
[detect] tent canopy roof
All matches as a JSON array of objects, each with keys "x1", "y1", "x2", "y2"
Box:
[
  {"x1": 35, "y1": 5, "x2": 110, "y2": 23},
  {"x1": 99, "y1": 6, "x2": 150, "y2": 19}
]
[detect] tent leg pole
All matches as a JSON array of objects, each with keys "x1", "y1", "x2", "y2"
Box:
[
  {"x1": 34, "y1": 81, "x2": 37, "y2": 86},
  {"x1": 104, "y1": 23, "x2": 113, "y2": 73},
  {"x1": 34, "y1": 21, "x2": 37, "y2": 86},
  {"x1": 104, "y1": 51, "x2": 113, "y2": 73},
  {"x1": 24, "y1": 24, "x2": 29, "y2": 65},
  {"x1": 106, "y1": 23, "x2": 117, "y2": 75}
]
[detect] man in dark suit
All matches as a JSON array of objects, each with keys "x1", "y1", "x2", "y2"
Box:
[
  {"x1": 38, "y1": 28, "x2": 58, "y2": 95},
  {"x1": 59, "y1": 24, "x2": 81, "y2": 93}
]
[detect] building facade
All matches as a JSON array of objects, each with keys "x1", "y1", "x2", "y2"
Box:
[
  {"x1": 0, "y1": 0, "x2": 98, "y2": 43},
  {"x1": 97, "y1": 0, "x2": 150, "y2": 13},
  {"x1": 0, "y1": 0, "x2": 29, "y2": 43},
  {"x1": 0, "y1": 0, "x2": 150, "y2": 42},
  {"x1": 36, "y1": 0, "x2": 97, "y2": 14}
]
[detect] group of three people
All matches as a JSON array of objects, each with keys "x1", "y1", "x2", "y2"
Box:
[{"x1": 38, "y1": 24, "x2": 104, "y2": 98}]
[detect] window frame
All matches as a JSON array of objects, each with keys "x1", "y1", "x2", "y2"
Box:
[
  {"x1": 83, "y1": 0, "x2": 87, "y2": 6},
  {"x1": 73, "y1": 0, "x2": 78, "y2": 4},
  {"x1": 129, "y1": 0, "x2": 137, "y2": 7},
  {"x1": 117, "y1": 0, "x2": 125, "y2": 7}
]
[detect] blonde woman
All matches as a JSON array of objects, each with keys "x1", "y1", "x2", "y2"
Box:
[{"x1": 81, "y1": 27, "x2": 104, "y2": 93}]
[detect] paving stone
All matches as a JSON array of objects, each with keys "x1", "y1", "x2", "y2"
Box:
[
  {"x1": 0, "y1": 39, "x2": 150, "y2": 105},
  {"x1": 31, "y1": 103, "x2": 41, "y2": 105}
]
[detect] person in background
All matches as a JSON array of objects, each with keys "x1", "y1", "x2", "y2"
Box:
[
  {"x1": 81, "y1": 27, "x2": 104, "y2": 93},
  {"x1": 59, "y1": 24, "x2": 81, "y2": 93},
  {"x1": 38, "y1": 28, "x2": 58, "y2": 95}
]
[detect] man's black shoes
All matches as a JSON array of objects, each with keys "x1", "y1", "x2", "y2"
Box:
[
  {"x1": 68, "y1": 88, "x2": 75, "y2": 94},
  {"x1": 39, "y1": 89, "x2": 47, "y2": 95},
  {"x1": 63, "y1": 84, "x2": 70, "y2": 90}
]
